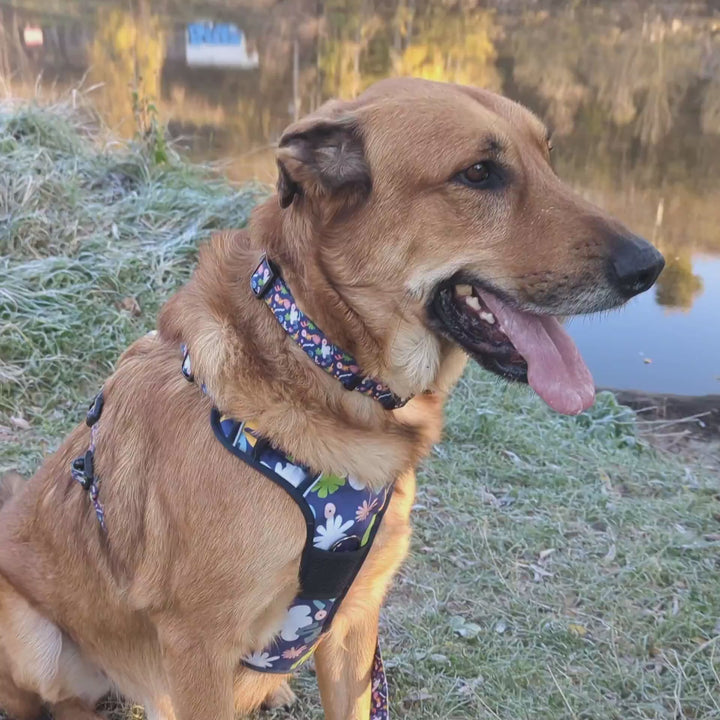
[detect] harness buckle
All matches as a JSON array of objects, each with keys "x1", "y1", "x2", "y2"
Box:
[
  {"x1": 86, "y1": 390, "x2": 104, "y2": 426},
  {"x1": 251, "y1": 253, "x2": 280, "y2": 299},
  {"x1": 83, "y1": 450, "x2": 94, "y2": 485}
]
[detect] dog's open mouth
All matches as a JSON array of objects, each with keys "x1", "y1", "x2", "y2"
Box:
[{"x1": 430, "y1": 281, "x2": 595, "y2": 415}]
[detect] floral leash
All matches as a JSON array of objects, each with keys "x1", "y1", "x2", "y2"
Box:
[
  {"x1": 251, "y1": 254, "x2": 410, "y2": 411},
  {"x1": 371, "y1": 641, "x2": 390, "y2": 720}
]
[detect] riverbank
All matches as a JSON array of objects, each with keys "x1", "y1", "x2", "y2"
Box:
[
  {"x1": 610, "y1": 390, "x2": 720, "y2": 437},
  {"x1": 1, "y1": 102, "x2": 718, "y2": 720},
  {"x1": 604, "y1": 389, "x2": 719, "y2": 471}
]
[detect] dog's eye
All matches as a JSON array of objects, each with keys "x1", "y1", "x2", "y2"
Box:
[
  {"x1": 457, "y1": 162, "x2": 494, "y2": 188},
  {"x1": 463, "y1": 162, "x2": 490, "y2": 185}
]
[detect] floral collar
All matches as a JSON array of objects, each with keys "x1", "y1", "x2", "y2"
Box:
[{"x1": 251, "y1": 254, "x2": 410, "y2": 410}]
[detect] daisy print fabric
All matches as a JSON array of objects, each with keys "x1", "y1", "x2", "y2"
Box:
[
  {"x1": 211, "y1": 413, "x2": 391, "y2": 675},
  {"x1": 240, "y1": 462, "x2": 391, "y2": 673}
]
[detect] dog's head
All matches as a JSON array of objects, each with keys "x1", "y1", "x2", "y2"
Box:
[{"x1": 273, "y1": 78, "x2": 664, "y2": 415}]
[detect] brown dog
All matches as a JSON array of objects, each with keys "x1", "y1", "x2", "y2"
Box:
[{"x1": 0, "y1": 78, "x2": 663, "y2": 720}]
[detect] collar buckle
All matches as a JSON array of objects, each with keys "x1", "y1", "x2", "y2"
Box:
[
  {"x1": 341, "y1": 374, "x2": 364, "y2": 391},
  {"x1": 251, "y1": 253, "x2": 280, "y2": 299}
]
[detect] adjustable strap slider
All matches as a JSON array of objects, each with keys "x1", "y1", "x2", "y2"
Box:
[
  {"x1": 340, "y1": 373, "x2": 364, "y2": 391},
  {"x1": 181, "y1": 344, "x2": 194, "y2": 382},
  {"x1": 71, "y1": 450, "x2": 95, "y2": 491}
]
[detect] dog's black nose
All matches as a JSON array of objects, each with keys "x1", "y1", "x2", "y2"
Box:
[{"x1": 608, "y1": 235, "x2": 665, "y2": 298}]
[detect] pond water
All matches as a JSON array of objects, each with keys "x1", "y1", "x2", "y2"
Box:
[{"x1": 1, "y1": 0, "x2": 719, "y2": 396}]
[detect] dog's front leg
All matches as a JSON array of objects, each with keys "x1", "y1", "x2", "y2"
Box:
[
  {"x1": 316, "y1": 473, "x2": 414, "y2": 720},
  {"x1": 315, "y1": 606, "x2": 379, "y2": 720},
  {"x1": 158, "y1": 625, "x2": 235, "y2": 720}
]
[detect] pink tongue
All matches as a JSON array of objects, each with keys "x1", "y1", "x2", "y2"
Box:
[{"x1": 479, "y1": 292, "x2": 595, "y2": 415}]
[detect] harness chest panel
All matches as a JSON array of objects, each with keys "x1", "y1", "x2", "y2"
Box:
[{"x1": 210, "y1": 410, "x2": 392, "y2": 673}]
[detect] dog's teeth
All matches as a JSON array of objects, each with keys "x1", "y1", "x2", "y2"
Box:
[
  {"x1": 465, "y1": 296, "x2": 481, "y2": 311},
  {"x1": 455, "y1": 284, "x2": 473, "y2": 297},
  {"x1": 480, "y1": 311, "x2": 496, "y2": 325}
]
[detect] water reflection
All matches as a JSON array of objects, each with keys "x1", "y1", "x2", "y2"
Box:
[
  {"x1": 655, "y1": 252, "x2": 704, "y2": 312},
  {"x1": 1, "y1": 0, "x2": 718, "y2": 392}
]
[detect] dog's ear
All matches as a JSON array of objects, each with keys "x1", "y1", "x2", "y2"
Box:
[
  {"x1": 276, "y1": 115, "x2": 371, "y2": 209},
  {"x1": 277, "y1": 160, "x2": 300, "y2": 209}
]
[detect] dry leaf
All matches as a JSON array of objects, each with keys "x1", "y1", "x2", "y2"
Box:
[
  {"x1": 568, "y1": 623, "x2": 587, "y2": 637},
  {"x1": 480, "y1": 488, "x2": 499, "y2": 506},
  {"x1": 119, "y1": 296, "x2": 141, "y2": 317},
  {"x1": 449, "y1": 615, "x2": 483, "y2": 639},
  {"x1": 458, "y1": 676, "x2": 485, "y2": 695}
]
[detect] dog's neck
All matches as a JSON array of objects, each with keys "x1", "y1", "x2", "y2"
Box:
[
  {"x1": 252, "y1": 199, "x2": 469, "y2": 397},
  {"x1": 251, "y1": 201, "x2": 389, "y2": 382},
  {"x1": 158, "y1": 198, "x2": 466, "y2": 487},
  {"x1": 251, "y1": 255, "x2": 409, "y2": 410}
]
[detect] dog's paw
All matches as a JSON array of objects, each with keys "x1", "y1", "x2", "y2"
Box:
[{"x1": 261, "y1": 681, "x2": 297, "y2": 712}]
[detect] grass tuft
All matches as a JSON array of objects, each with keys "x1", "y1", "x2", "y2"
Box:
[
  {"x1": 1, "y1": 103, "x2": 718, "y2": 720},
  {"x1": 0, "y1": 99, "x2": 262, "y2": 472}
]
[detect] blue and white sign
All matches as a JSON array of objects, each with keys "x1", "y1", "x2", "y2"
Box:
[{"x1": 186, "y1": 22, "x2": 259, "y2": 69}]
